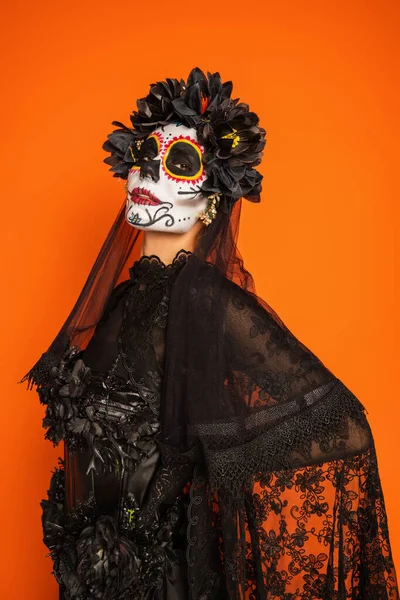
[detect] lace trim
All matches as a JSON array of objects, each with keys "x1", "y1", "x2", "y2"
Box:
[
  {"x1": 186, "y1": 463, "x2": 221, "y2": 599},
  {"x1": 192, "y1": 379, "x2": 339, "y2": 444},
  {"x1": 202, "y1": 379, "x2": 373, "y2": 495},
  {"x1": 128, "y1": 248, "x2": 192, "y2": 281}
]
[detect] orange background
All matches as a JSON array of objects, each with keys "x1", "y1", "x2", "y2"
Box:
[{"x1": 1, "y1": 1, "x2": 399, "y2": 597}]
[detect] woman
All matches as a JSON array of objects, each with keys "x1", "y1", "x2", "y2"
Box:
[{"x1": 24, "y1": 67, "x2": 398, "y2": 599}]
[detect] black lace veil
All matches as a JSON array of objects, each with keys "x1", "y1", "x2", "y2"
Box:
[{"x1": 22, "y1": 204, "x2": 140, "y2": 387}]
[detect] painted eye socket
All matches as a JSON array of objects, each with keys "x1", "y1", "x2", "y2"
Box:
[
  {"x1": 128, "y1": 135, "x2": 161, "y2": 174},
  {"x1": 138, "y1": 137, "x2": 158, "y2": 162},
  {"x1": 163, "y1": 140, "x2": 203, "y2": 181}
]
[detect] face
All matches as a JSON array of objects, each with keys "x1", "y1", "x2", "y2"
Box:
[{"x1": 125, "y1": 123, "x2": 209, "y2": 233}]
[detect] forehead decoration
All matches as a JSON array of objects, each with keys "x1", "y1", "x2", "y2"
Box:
[{"x1": 102, "y1": 67, "x2": 267, "y2": 212}]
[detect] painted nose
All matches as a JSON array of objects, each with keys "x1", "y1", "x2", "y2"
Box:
[{"x1": 140, "y1": 159, "x2": 160, "y2": 183}]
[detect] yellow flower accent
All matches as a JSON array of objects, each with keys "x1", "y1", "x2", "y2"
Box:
[
  {"x1": 222, "y1": 127, "x2": 240, "y2": 148},
  {"x1": 127, "y1": 508, "x2": 135, "y2": 523},
  {"x1": 129, "y1": 146, "x2": 137, "y2": 162},
  {"x1": 129, "y1": 139, "x2": 143, "y2": 163}
]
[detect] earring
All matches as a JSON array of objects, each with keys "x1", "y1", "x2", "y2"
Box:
[{"x1": 199, "y1": 193, "x2": 221, "y2": 226}]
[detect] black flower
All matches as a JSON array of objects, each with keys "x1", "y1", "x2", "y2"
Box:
[
  {"x1": 58, "y1": 359, "x2": 91, "y2": 398},
  {"x1": 76, "y1": 515, "x2": 141, "y2": 598},
  {"x1": 39, "y1": 351, "x2": 92, "y2": 445},
  {"x1": 41, "y1": 462, "x2": 65, "y2": 550}
]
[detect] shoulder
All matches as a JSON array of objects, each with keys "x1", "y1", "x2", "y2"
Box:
[
  {"x1": 185, "y1": 260, "x2": 297, "y2": 340},
  {"x1": 176, "y1": 258, "x2": 259, "y2": 322}
]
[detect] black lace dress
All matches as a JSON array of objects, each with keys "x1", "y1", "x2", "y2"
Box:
[
  {"x1": 39, "y1": 248, "x2": 398, "y2": 599},
  {"x1": 41, "y1": 250, "x2": 193, "y2": 600}
]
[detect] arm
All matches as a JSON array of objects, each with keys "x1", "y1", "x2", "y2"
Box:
[{"x1": 200, "y1": 279, "x2": 373, "y2": 489}]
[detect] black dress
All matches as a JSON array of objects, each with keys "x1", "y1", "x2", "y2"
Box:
[
  {"x1": 42, "y1": 250, "x2": 193, "y2": 599},
  {"x1": 39, "y1": 248, "x2": 399, "y2": 599}
]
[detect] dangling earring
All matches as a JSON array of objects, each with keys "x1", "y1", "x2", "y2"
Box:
[{"x1": 199, "y1": 193, "x2": 221, "y2": 226}]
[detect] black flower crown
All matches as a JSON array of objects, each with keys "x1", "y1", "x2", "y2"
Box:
[{"x1": 102, "y1": 67, "x2": 267, "y2": 210}]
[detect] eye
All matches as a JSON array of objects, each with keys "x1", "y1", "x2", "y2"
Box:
[
  {"x1": 163, "y1": 140, "x2": 203, "y2": 180},
  {"x1": 173, "y1": 162, "x2": 190, "y2": 171},
  {"x1": 142, "y1": 156, "x2": 152, "y2": 162}
]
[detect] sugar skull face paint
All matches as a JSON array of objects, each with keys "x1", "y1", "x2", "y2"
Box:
[{"x1": 125, "y1": 123, "x2": 208, "y2": 233}]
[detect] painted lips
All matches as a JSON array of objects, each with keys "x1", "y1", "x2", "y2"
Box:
[{"x1": 128, "y1": 187, "x2": 161, "y2": 206}]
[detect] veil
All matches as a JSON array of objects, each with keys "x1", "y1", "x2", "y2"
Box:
[
  {"x1": 22, "y1": 204, "x2": 139, "y2": 387},
  {"x1": 21, "y1": 192, "x2": 251, "y2": 388}
]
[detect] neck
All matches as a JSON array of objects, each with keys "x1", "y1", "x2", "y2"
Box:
[{"x1": 140, "y1": 220, "x2": 206, "y2": 265}]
